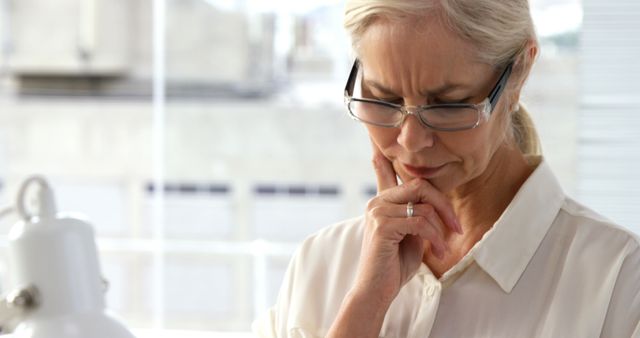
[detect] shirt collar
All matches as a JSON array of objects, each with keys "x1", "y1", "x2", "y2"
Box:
[{"x1": 467, "y1": 156, "x2": 565, "y2": 293}]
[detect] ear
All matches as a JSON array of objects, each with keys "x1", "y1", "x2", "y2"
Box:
[
  {"x1": 513, "y1": 39, "x2": 539, "y2": 84},
  {"x1": 524, "y1": 40, "x2": 539, "y2": 63},
  {"x1": 509, "y1": 40, "x2": 539, "y2": 107}
]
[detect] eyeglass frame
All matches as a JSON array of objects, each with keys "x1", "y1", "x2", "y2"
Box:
[{"x1": 343, "y1": 59, "x2": 514, "y2": 132}]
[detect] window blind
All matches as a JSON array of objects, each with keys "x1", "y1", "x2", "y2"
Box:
[{"x1": 578, "y1": 0, "x2": 640, "y2": 233}]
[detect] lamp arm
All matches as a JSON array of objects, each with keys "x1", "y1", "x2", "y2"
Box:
[{"x1": 0, "y1": 285, "x2": 39, "y2": 334}]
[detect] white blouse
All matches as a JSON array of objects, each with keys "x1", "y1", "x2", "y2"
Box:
[{"x1": 252, "y1": 158, "x2": 640, "y2": 337}]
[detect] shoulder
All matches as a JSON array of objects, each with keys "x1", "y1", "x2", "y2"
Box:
[
  {"x1": 554, "y1": 197, "x2": 640, "y2": 303},
  {"x1": 558, "y1": 196, "x2": 640, "y2": 252},
  {"x1": 527, "y1": 194, "x2": 640, "y2": 335},
  {"x1": 254, "y1": 216, "x2": 366, "y2": 338},
  {"x1": 559, "y1": 198, "x2": 640, "y2": 335},
  {"x1": 297, "y1": 214, "x2": 366, "y2": 259},
  {"x1": 545, "y1": 196, "x2": 640, "y2": 298},
  {"x1": 289, "y1": 215, "x2": 366, "y2": 293}
]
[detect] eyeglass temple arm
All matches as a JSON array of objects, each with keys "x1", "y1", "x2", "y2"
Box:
[
  {"x1": 487, "y1": 62, "x2": 514, "y2": 112},
  {"x1": 344, "y1": 59, "x2": 360, "y2": 97}
]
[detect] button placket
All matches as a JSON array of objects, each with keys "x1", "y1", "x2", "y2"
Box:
[{"x1": 411, "y1": 275, "x2": 443, "y2": 337}]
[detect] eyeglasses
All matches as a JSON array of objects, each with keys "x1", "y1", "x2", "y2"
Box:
[{"x1": 343, "y1": 59, "x2": 514, "y2": 132}]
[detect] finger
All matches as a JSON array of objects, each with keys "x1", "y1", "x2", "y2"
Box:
[
  {"x1": 374, "y1": 216, "x2": 447, "y2": 259},
  {"x1": 380, "y1": 179, "x2": 463, "y2": 234},
  {"x1": 370, "y1": 204, "x2": 452, "y2": 247},
  {"x1": 370, "y1": 137, "x2": 398, "y2": 194},
  {"x1": 422, "y1": 208, "x2": 451, "y2": 253},
  {"x1": 370, "y1": 203, "x2": 447, "y2": 236},
  {"x1": 401, "y1": 217, "x2": 447, "y2": 259}
]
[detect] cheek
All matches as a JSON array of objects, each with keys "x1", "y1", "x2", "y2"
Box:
[
  {"x1": 366, "y1": 125, "x2": 399, "y2": 151},
  {"x1": 440, "y1": 129, "x2": 486, "y2": 156},
  {"x1": 439, "y1": 126, "x2": 497, "y2": 171}
]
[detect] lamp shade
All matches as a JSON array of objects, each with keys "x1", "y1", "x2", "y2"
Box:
[{"x1": 4, "y1": 177, "x2": 136, "y2": 338}]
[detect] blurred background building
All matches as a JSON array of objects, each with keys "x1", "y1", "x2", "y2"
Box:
[{"x1": 0, "y1": 0, "x2": 637, "y2": 335}]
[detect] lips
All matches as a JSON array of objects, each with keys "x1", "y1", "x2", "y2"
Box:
[{"x1": 402, "y1": 163, "x2": 447, "y2": 178}]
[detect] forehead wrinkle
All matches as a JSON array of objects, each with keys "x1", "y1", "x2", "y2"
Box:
[
  {"x1": 367, "y1": 36, "x2": 430, "y2": 99},
  {"x1": 362, "y1": 60, "x2": 473, "y2": 98},
  {"x1": 359, "y1": 19, "x2": 488, "y2": 99}
]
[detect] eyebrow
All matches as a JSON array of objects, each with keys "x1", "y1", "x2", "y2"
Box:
[{"x1": 363, "y1": 78, "x2": 469, "y2": 97}]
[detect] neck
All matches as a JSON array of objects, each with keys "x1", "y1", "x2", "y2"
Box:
[
  {"x1": 425, "y1": 143, "x2": 536, "y2": 274},
  {"x1": 454, "y1": 144, "x2": 532, "y2": 234}
]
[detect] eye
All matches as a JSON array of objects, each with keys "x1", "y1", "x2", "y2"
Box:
[
  {"x1": 366, "y1": 94, "x2": 403, "y2": 105},
  {"x1": 361, "y1": 87, "x2": 402, "y2": 104},
  {"x1": 376, "y1": 97, "x2": 403, "y2": 105},
  {"x1": 433, "y1": 96, "x2": 472, "y2": 105}
]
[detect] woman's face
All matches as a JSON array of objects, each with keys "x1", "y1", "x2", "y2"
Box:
[{"x1": 358, "y1": 18, "x2": 512, "y2": 195}]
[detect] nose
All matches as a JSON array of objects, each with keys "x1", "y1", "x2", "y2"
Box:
[{"x1": 397, "y1": 113, "x2": 435, "y2": 152}]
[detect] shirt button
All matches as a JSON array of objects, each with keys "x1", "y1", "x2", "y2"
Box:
[{"x1": 423, "y1": 285, "x2": 437, "y2": 298}]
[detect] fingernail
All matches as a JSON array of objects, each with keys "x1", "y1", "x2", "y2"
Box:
[
  {"x1": 437, "y1": 245, "x2": 446, "y2": 259},
  {"x1": 455, "y1": 220, "x2": 464, "y2": 234}
]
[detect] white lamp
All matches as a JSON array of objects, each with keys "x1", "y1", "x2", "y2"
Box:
[{"x1": 0, "y1": 176, "x2": 136, "y2": 338}]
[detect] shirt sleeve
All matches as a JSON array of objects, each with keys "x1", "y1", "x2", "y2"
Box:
[
  {"x1": 252, "y1": 311, "x2": 323, "y2": 338},
  {"x1": 250, "y1": 243, "x2": 325, "y2": 338},
  {"x1": 251, "y1": 217, "x2": 364, "y2": 338},
  {"x1": 252, "y1": 307, "x2": 277, "y2": 338},
  {"x1": 251, "y1": 248, "x2": 299, "y2": 338},
  {"x1": 600, "y1": 239, "x2": 640, "y2": 337}
]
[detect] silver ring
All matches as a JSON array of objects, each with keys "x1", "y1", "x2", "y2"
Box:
[{"x1": 406, "y1": 202, "x2": 414, "y2": 218}]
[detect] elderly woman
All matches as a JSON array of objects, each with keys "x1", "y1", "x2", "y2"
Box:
[{"x1": 253, "y1": 1, "x2": 640, "y2": 337}]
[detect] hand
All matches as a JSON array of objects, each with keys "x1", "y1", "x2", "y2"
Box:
[
  {"x1": 352, "y1": 140, "x2": 463, "y2": 305},
  {"x1": 326, "y1": 141, "x2": 463, "y2": 338}
]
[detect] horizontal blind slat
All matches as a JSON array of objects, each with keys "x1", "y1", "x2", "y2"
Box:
[{"x1": 578, "y1": 0, "x2": 640, "y2": 232}]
